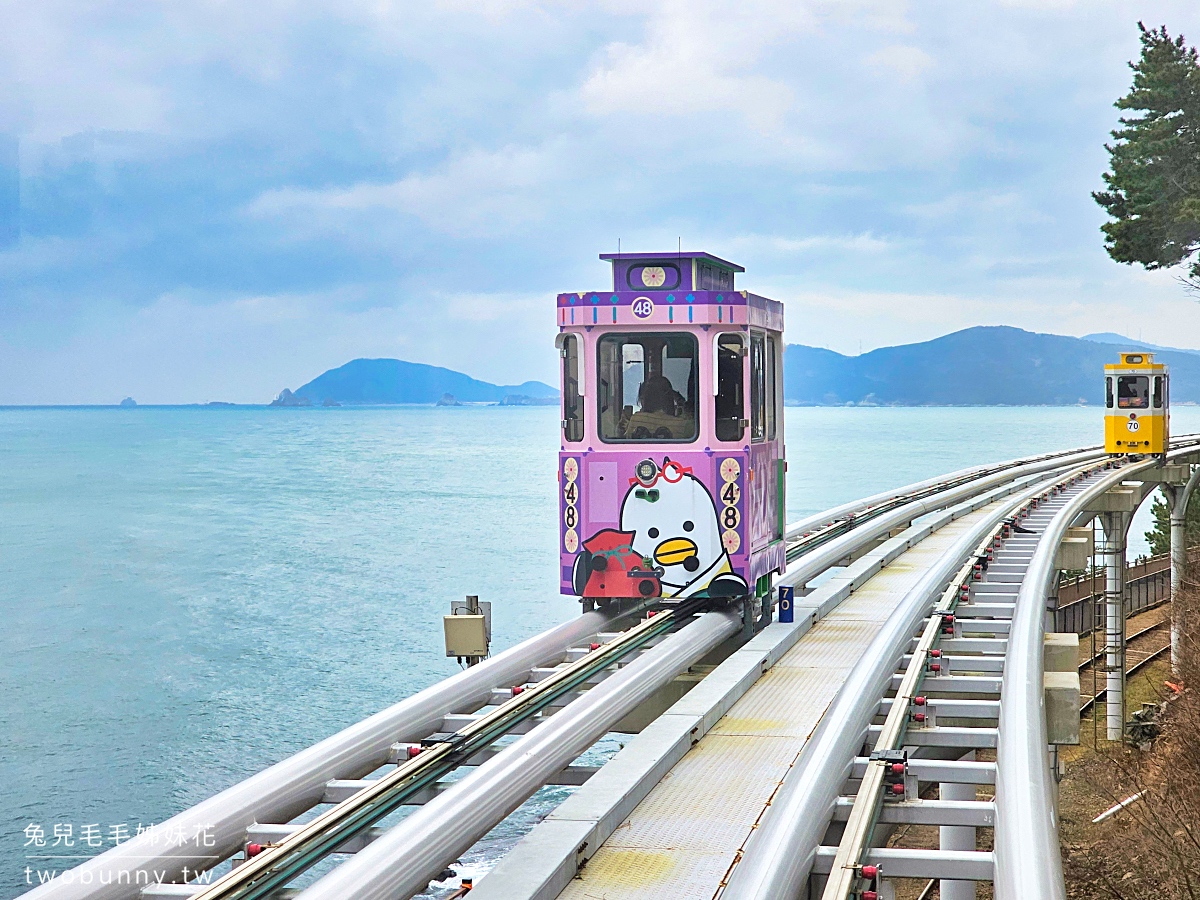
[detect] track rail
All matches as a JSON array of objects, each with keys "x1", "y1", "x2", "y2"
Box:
[
  {"x1": 720, "y1": 438, "x2": 1200, "y2": 900},
  {"x1": 784, "y1": 445, "x2": 1107, "y2": 563},
  {"x1": 996, "y1": 443, "x2": 1200, "y2": 900},
  {"x1": 1079, "y1": 619, "x2": 1172, "y2": 714},
  {"x1": 814, "y1": 463, "x2": 1101, "y2": 900},
  {"x1": 24, "y1": 439, "x2": 1199, "y2": 900},
  {"x1": 709, "y1": 460, "x2": 1106, "y2": 900},
  {"x1": 186, "y1": 598, "x2": 711, "y2": 900},
  {"x1": 194, "y1": 458, "x2": 1091, "y2": 899}
]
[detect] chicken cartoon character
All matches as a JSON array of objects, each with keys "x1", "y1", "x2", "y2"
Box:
[{"x1": 619, "y1": 459, "x2": 748, "y2": 599}]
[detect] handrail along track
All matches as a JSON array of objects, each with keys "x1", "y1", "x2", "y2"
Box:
[
  {"x1": 818, "y1": 460, "x2": 1102, "y2": 900},
  {"x1": 188, "y1": 448, "x2": 1121, "y2": 900},
  {"x1": 188, "y1": 598, "x2": 711, "y2": 900},
  {"x1": 26, "y1": 438, "x2": 1200, "y2": 900}
]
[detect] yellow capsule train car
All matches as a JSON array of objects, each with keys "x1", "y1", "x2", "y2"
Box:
[{"x1": 1104, "y1": 352, "x2": 1169, "y2": 455}]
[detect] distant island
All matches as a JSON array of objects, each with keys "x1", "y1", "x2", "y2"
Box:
[
  {"x1": 785, "y1": 326, "x2": 1200, "y2": 406},
  {"x1": 269, "y1": 327, "x2": 1197, "y2": 410},
  {"x1": 273, "y1": 358, "x2": 558, "y2": 406}
]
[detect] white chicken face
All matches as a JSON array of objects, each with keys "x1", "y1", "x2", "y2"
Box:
[{"x1": 620, "y1": 470, "x2": 726, "y2": 596}]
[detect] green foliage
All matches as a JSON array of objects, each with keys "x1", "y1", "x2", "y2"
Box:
[
  {"x1": 1095, "y1": 24, "x2": 1200, "y2": 287},
  {"x1": 1145, "y1": 486, "x2": 1200, "y2": 555}
]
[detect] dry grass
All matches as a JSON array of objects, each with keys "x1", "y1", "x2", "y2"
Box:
[{"x1": 1060, "y1": 585, "x2": 1200, "y2": 899}]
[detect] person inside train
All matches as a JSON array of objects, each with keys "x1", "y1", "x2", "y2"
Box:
[
  {"x1": 1117, "y1": 375, "x2": 1149, "y2": 410},
  {"x1": 638, "y1": 371, "x2": 682, "y2": 416}
]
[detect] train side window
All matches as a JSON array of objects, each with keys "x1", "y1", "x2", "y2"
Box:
[
  {"x1": 766, "y1": 335, "x2": 778, "y2": 441},
  {"x1": 560, "y1": 334, "x2": 583, "y2": 443},
  {"x1": 715, "y1": 333, "x2": 745, "y2": 442},
  {"x1": 1153, "y1": 375, "x2": 1164, "y2": 409},
  {"x1": 1105, "y1": 376, "x2": 1114, "y2": 409},
  {"x1": 750, "y1": 332, "x2": 766, "y2": 442},
  {"x1": 1116, "y1": 375, "x2": 1150, "y2": 410},
  {"x1": 597, "y1": 333, "x2": 698, "y2": 442}
]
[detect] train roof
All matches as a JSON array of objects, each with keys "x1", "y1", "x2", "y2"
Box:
[
  {"x1": 599, "y1": 251, "x2": 745, "y2": 273},
  {"x1": 1104, "y1": 351, "x2": 1167, "y2": 371}
]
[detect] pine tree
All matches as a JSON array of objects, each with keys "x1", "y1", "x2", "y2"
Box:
[
  {"x1": 1095, "y1": 24, "x2": 1200, "y2": 288},
  {"x1": 1144, "y1": 487, "x2": 1200, "y2": 555}
]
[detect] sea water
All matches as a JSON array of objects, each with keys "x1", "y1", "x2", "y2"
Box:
[{"x1": 2, "y1": 405, "x2": 1196, "y2": 897}]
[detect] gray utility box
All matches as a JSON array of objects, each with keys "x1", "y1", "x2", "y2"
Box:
[
  {"x1": 1055, "y1": 527, "x2": 1094, "y2": 571},
  {"x1": 444, "y1": 599, "x2": 492, "y2": 658},
  {"x1": 1044, "y1": 632, "x2": 1081, "y2": 745},
  {"x1": 444, "y1": 615, "x2": 489, "y2": 658}
]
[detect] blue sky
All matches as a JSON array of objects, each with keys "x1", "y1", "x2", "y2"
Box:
[{"x1": 2, "y1": 0, "x2": 1199, "y2": 403}]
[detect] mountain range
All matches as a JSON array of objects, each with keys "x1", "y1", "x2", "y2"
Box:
[
  {"x1": 784, "y1": 326, "x2": 1200, "y2": 406},
  {"x1": 285, "y1": 358, "x2": 558, "y2": 405},
  {"x1": 276, "y1": 327, "x2": 1197, "y2": 407}
]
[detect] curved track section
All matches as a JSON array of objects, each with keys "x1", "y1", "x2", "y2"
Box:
[
  {"x1": 994, "y1": 443, "x2": 1200, "y2": 900},
  {"x1": 470, "y1": 458, "x2": 1114, "y2": 900},
  {"x1": 721, "y1": 444, "x2": 1200, "y2": 900},
  {"x1": 21, "y1": 440, "x2": 1199, "y2": 900}
]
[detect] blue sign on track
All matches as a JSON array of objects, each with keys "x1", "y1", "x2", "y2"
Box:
[{"x1": 778, "y1": 585, "x2": 795, "y2": 623}]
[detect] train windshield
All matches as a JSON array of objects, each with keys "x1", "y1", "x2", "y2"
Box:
[
  {"x1": 1117, "y1": 375, "x2": 1150, "y2": 409},
  {"x1": 598, "y1": 333, "x2": 698, "y2": 442}
]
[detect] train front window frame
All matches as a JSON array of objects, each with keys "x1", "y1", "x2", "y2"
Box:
[
  {"x1": 1153, "y1": 375, "x2": 1164, "y2": 409},
  {"x1": 750, "y1": 331, "x2": 769, "y2": 443},
  {"x1": 1106, "y1": 376, "x2": 1114, "y2": 409},
  {"x1": 766, "y1": 334, "x2": 778, "y2": 441},
  {"x1": 714, "y1": 332, "x2": 745, "y2": 442},
  {"x1": 559, "y1": 333, "x2": 584, "y2": 443},
  {"x1": 1116, "y1": 375, "x2": 1150, "y2": 410},
  {"x1": 597, "y1": 332, "x2": 699, "y2": 443}
]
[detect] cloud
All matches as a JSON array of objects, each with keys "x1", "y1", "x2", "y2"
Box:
[
  {"x1": 0, "y1": 285, "x2": 559, "y2": 405},
  {"x1": 866, "y1": 45, "x2": 933, "y2": 81},
  {"x1": 731, "y1": 232, "x2": 897, "y2": 256},
  {"x1": 247, "y1": 143, "x2": 564, "y2": 239},
  {"x1": 576, "y1": 0, "x2": 914, "y2": 138},
  {"x1": 5, "y1": 1, "x2": 1200, "y2": 403}
]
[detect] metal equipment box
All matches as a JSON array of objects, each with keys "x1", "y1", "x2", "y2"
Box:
[{"x1": 444, "y1": 614, "x2": 489, "y2": 658}]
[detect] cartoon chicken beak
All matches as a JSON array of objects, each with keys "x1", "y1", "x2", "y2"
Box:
[{"x1": 654, "y1": 538, "x2": 698, "y2": 567}]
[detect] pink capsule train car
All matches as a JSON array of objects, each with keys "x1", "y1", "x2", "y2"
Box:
[{"x1": 557, "y1": 251, "x2": 786, "y2": 610}]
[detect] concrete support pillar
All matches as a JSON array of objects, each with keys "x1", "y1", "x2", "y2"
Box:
[
  {"x1": 1101, "y1": 513, "x2": 1128, "y2": 741},
  {"x1": 939, "y1": 750, "x2": 976, "y2": 900},
  {"x1": 1165, "y1": 483, "x2": 1188, "y2": 673}
]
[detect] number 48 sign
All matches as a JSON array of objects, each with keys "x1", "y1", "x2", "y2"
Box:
[{"x1": 631, "y1": 297, "x2": 655, "y2": 319}]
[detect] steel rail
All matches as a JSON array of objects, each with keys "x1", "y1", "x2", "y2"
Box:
[
  {"x1": 993, "y1": 442, "x2": 1200, "y2": 900},
  {"x1": 784, "y1": 444, "x2": 1105, "y2": 542},
  {"x1": 192, "y1": 456, "x2": 1060, "y2": 900},
  {"x1": 781, "y1": 444, "x2": 1125, "y2": 562},
  {"x1": 17, "y1": 607, "x2": 653, "y2": 900},
  {"x1": 813, "y1": 449, "x2": 1146, "y2": 900},
  {"x1": 294, "y1": 610, "x2": 743, "y2": 900},
  {"x1": 785, "y1": 434, "x2": 1200, "y2": 554},
  {"x1": 172, "y1": 451, "x2": 1078, "y2": 900},
  {"x1": 718, "y1": 460, "x2": 1103, "y2": 900},
  {"x1": 184, "y1": 597, "x2": 710, "y2": 900},
  {"x1": 1125, "y1": 642, "x2": 1172, "y2": 676},
  {"x1": 1079, "y1": 620, "x2": 1172, "y2": 714},
  {"x1": 781, "y1": 449, "x2": 1106, "y2": 590},
  {"x1": 819, "y1": 514, "x2": 1007, "y2": 900},
  {"x1": 24, "y1": 451, "x2": 1089, "y2": 900},
  {"x1": 1079, "y1": 619, "x2": 1167, "y2": 671}
]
